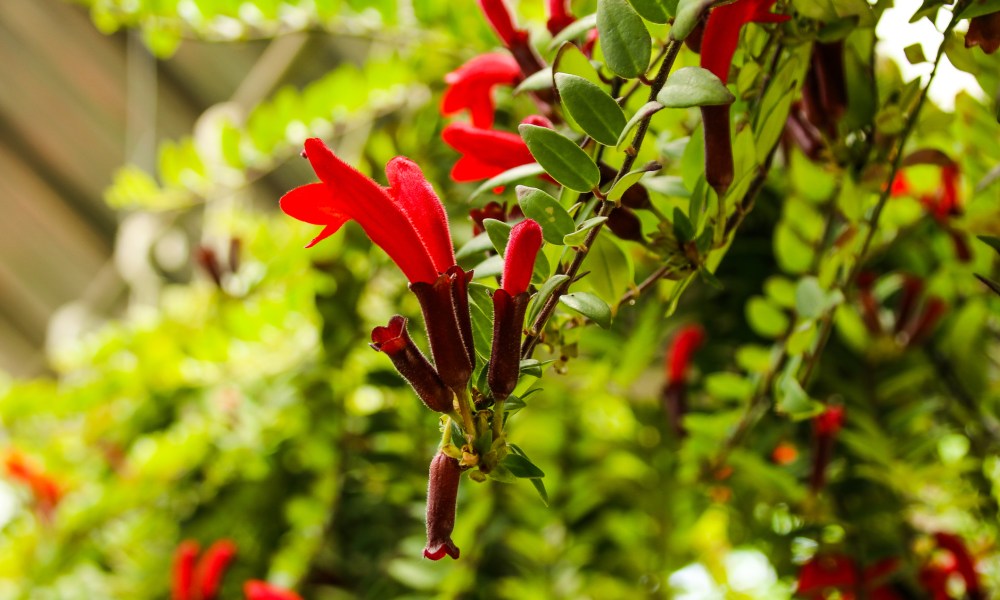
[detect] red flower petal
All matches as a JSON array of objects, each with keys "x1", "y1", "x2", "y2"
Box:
[
  {"x1": 547, "y1": 0, "x2": 575, "y2": 36},
  {"x1": 501, "y1": 219, "x2": 543, "y2": 296},
  {"x1": 300, "y1": 138, "x2": 439, "y2": 284},
  {"x1": 666, "y1": 325, "x2": 706, "y2": 384},
  {"x1": 442, "y1": 123, "x2": 535, "y2": 182},
  {"x1": 701, "y1": 0, "x2": 788, "y2": 84},
  {"x1": 195, "y1": 539, "x2": 237, "y2": 600},
  {"x1": 243, "y1": 580, "x2": 303, "y2": 600},
  {"x1": 172, "y1": 540, "x2": 200, "y2": 600},
  {"x1": 478, "y1": 0, "x2": 529, "y2": 47},
  {"x1": 386, "y1": 157, "x2": 456, "y2": 274}
]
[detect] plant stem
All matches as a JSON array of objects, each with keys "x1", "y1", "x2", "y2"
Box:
[{"x1": 520, "y1": 39, "x2": 683, "y2": 359}]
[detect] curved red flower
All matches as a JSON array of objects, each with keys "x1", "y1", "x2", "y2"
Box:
[
  {"x1": 443, "y1": 54, "x2": 521, "y2": 129},
  {"x1": 477, "y1": 0, "x2": 529, "y2": 47},
  {"x1": 701, "y1": 0, "x2": 789, "y2": 84},
  {"x1": 280, "y1": 139, "x2": 455, "y2": 284},
  {"x1": 172, "y1": 540, "x2": 200, "y2": 600},
  {"x1": 665, "y1": 325, "x2": 705, "y2": 385},
  {"x1": 547, "y1": 0, "x2": 576, "y2": 36},
  {"x1": 195, "y1": 539, "x2": 237, "y2": 600},
  {"x1": 441, "y1": 122, "x2": 536, "y2": 182},
  {"x1": 244, "y1": 580, "x2": 303, "y2": 600}
]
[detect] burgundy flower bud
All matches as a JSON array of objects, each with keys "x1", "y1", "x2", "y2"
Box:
[
  {"x1": 685, "y1": 17, "x2": 706, "y2": 53},
  {"x1": 410, "y1": 268, "x2": 475, "y2": 392},
  {"x1": 893, "y1": 275, "x2": 924, "y2": 335},
  {"x1": 785, "y1": 108, "x2": 824, "y2": 162},
  {"x1": 228, "y1": 237, "x2": 242, "y2": 274},
  {"x1": 470, "y1": 202, "x2": 507, "y2": 236},
  {"x1": 424, "y1": 452, "x2": 462, "y2": 561},
  {"x1": 949, "y1": 228, "x2": 972, "y2": 263},
  {"x1": 906, "y1": 297, "x2": 946, "y2": 346},
  {"x1": 966, "y1": 11, "x2": 1000, "y2": 54},
  {"x1": 799, "y1": 61, "x2": 829, "y2": 135},
  {"x1": 488, "y1": 289, "x2": 530, "y2": 401},
  {"x1": 501, "y1": 219, "x2": 543, "y2": 296},
  {"x1": 607, "y1": 207, "x2": 644, "y2": 242},
  {"x1": 810, "y1": 406, "x2": 844, "y2": 492},
  {"x1": 700, "y1": 105, "x2": 734, "y2": 197},
  {"x1": 371, "y1": 316, "x2": 453, "y2": 413},
  {"x1": 933, "y1": 532, "x2": 984, "y2": 600},
  {"x1": 812, "y1": 41, "x2": 847, "y2": 127},
  {"x1": 195, "y1": 246, "x2": 224, "y2": 288},
  {"x1": 662, "y1": 381, "x2": 687, "y2": 438}
]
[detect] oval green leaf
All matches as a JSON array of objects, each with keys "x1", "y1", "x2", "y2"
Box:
[
  {"x1": 559, "y1": 292, "x2": 613, "y2": 328},
  {"x1": 555, "y1": 74, "x2": 627, "y2": 146},
  {"x1": 516, "y1": 186, "x2": 576, "y2": 244},
  {"x1": 518, "y1": 124, "x2": 601, "y2": 193},
  {"x1": 563, "y1": 216, "x2": 607, "y2": 247},
  {"x1": 617, "y1": 101, "x2": 664, "y2": 149},
  {"x1": 483, "y1": 218, "x2": 513, "y2": 256},
  {"x1": 671, "y1": 0, "x2": 715, "y2": 41},
  {"x1": 597, "y1": 0, "x2": 651, "y2": 79},
  {"x1": 627, "y1": 0, "x2": 672, "y2": 23},
  {"x1": 606, "y1": 169, "x2": 648, "y2": 203},
  {"x1": 548, "y1": 13, "x2": 598, "y2": 50},
  {"x1": 657, "y1": 66, "x2": 735, "y2": 108}
]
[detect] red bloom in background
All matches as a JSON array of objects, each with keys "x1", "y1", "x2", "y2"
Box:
[
  {"x1": 700, "y1": 0, "x2": 788, "y2": 84},
  {"x1": 811, "y1": 405, "x2": 845, "y2": 492},
  {"x1": 921, "y1": 163, "x2": 962, "y2": 222},
  {"x1": 929, "y1": 532, "x2": 985, "y2": 600},
  {"x1": 4, "y1": 450, "x2": 61, "y2": 513},
  {"x1": 546, "y1": 0, "x2": 576, "y2": 36},
  {"x1": 815, "y1": 405, "x2": 845, "y2": 437},
  {"x1": 442, "y1": 122, "x2": 536, "y2": 182},
  {"x1": 477, "y1": 0, "x2": 529, "y2": 47},
  {"x1": 172, "y1": 539, "x2": 237, "y2": 600},
  {"x1": 280, "y1": 138, "x2": 455, "y2": 284},
  {"x1": 244, "y1": 580, "x2": 303, "y2": 600},
  {"x1": 442, "y1": 54, "x2": 521, "y2": 129},
  {"x1": 797, "y1": 554, "x2": 902, "y2": 600},
  {"x1": 665, "y1": 325, "x2": 705, "y2": 385}
]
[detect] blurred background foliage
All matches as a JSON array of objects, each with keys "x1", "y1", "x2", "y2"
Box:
[{"x1": 1, "y1": 0, "x2": 999, "y2": 598}]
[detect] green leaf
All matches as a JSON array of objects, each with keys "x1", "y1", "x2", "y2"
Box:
[
  {"x1": 978, "y1": 235, "x2": 1000, "y2": 255},
  {"x1": 517, "y1": 186, "x2": 576, "y2": 244},
  {"x1": 627, "y1": 0, "x2": 672, "y2": 23},
  {"x1": 559, "y1": 292, "x2": 613, "y2": 328},
  {"x1": 672, "y1": 207, "x2": 695, "y2": 243},
  {"x1": 746, "y1": 296, "x2": 789, "y2": 339},
  {"x1": 581, "y1": 235, "x2": 634, "y2": 305},
  {"x1": 472, "y1": 254, "x2": 504, "y2": 279},
  {"x1": 529, "y1": 478, "x2": 550, "y2": 505},
  {"x1": 527, "y1": 274, "x2": 571, "y2": 324},
  {"x1": 975, "y1": 274, "x2": 1000, "y2": 297},
  {"x1": 597, "y1": 0, "x2": 651, "y2": 79},
  {"x1": 455, "y1": 231, "x2": 494, "y2": 260},
  {"x1": 775, "y1": 366, "x2": 823, "y2": 420},
  {"x1": 518, "y1": 124, "x2": 601, "y2": 193},
  {"x1": 469, "y1": 163, "x2": 547, "y2": 201},
  {"x1": 617, "y1": 101, "x2": 664, "y2": 149},
  {"x1": 563, "y1": 216, "x2": 608, "y2": 246},
  {"x1": 548, "y1": 13, "x2": 599, "y2": 50},
  {"x1": 502, "y1": 453, "x2": 545, "y2": 479},
  {"x1": 671, "y1": 0, "x2": 715, "y2": 41},
  {"x1": 555, "y1": 74, "x2": 627, "y2": 146},
  {"x1": 514, "y1": 67, "x2": 555, "y2": 94},
  {"x1": 606, "y1": 169, "x2": 648, "y2": 203},
  {"x1": 552, "y1": 42, "x2": 601, "y2": 85},
  {"x1": 483, "y1": 219, "x2": 513, "y2": 256},
  {"x1": 657, "y1": 67, "x2": 735, "y2": 108},
  {"x1": 959, "y1": 0, "x2": 1000, "y2": 18},
  {"x1": 795, "y1": 277, "x2": 826, "y2": 320},
  {"x1": 903, "y1": 43, "x2": 926, "y2": 64}
]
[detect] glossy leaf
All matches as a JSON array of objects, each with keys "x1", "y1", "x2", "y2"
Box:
[
  {"x1": 518, "y1": 124, "x2": 601, "y2": 192},
  {"x1": 555, "y1": 74, "x2": 627, "y2": 146},
  {"x1": 657, "y1": 67, "x2": 735, "y2": 108},
  {"x1": 517, "y1": 186, "x2": 576, "y2": 244},
  {"x1": 597, "y1": 0, "x2": 651, "y2": 79},
  {"x1": 559, "y1": 292, "x2": 613, "y2": 328}
]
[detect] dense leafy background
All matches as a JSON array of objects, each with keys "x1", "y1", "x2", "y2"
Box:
[{"x1": 1, "y1": 0, "x2": 999, "y2": 598}]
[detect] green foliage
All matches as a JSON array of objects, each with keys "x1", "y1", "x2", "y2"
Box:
[{"x1": 6, "y1": 0, "x2": 1000, "y2": 597}]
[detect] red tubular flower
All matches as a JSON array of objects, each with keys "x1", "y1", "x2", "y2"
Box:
[
  {"x1": 666, "y1": 325, "x2": 706, "y2": 385},
  {"x1": 442, "y1": 122, "x2": 536, "y2": 183},
  {"x1": 371, "y1": 316, "x2": 454, "y2": 413},
  {"x1": 424, "y1": 452, "x2": 462, "y2": 561},
  {"x1": 699, "y1": 0, "x2": 788, "y2": 196},
  {"x1": 888, "y1": 171, "x2": 911, "y2": 197},
  {"x1": 172, "y1": 540, "x2": 200, "y2": 600},
  {"x1": 893, "y1": 275, "x2": 924, "y2": 335},
  {"x1": 442, "y1": 54, "x2": 522, "y2": 129},
  {"x1": 478, "y1": 0, "x2": 528, "y2": 47},
  {"x1": 410, "y1": 267, "x2": 476, "y2": 392},
  {"x1": 195, "y1": 539, "x2": 237, "y2": 600},
  {"x1": 546, "y1": 0, "x2": 575, "y2": 36},
  {"x1": 811, "y1": 405, "x2": 845, "y2": 492},
  {"x1": 932, "y1": 533, "x2": 984, "y2": 600},
  {"x1": 4, "y1": 450, "x2": 62, "y2": 512},
  {"x1": 488, "y1": 219, "x2": 543, "y2": 400},
  {"x1": 501, "y1": 219, "x2": 543, "y2": 297},
  {"x1": 280, "y1": 139, "x2": 454, "y2": 284},
  {"x1": 798, "y1": 555, "x2": 902, "y2": 599},
  {"x1": 243, "y1": 581, "x2": 303, "y2": 600},
  {"x1": 662, "y1": 325, "x2": 705, "y2": 438},
  {"x1": 905, "y1": 297, "x2": 946, "y2": 346}
]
